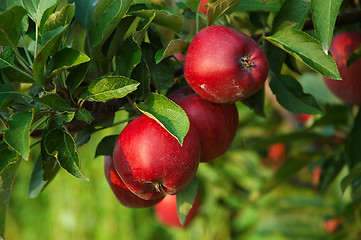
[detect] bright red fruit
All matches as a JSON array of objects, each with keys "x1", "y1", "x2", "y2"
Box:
[
  {"x1": 323, "y1": 32, "x2": 361, "y2": 105},
  {"x1": 104, "y1": 156, "x2": 164, "y2": 208},
  {"x1": 184, "y1": 25, "x2": 269, "y2": 103},
  {"x1": 113, "y1": 114, "x2": 200, "y2": 200},
  {"x1": 169, "y1": 86, "x2": 238, "y2": 162},
  {"x1": 264, "y1": 143, "x2": 286, "y2": 169},
  {"x1": 324, "y1": 218, "x2": 342, "y2": 233},
  {"x1": 199, "y1": 0, "x2": 208, "y2": 15},
  {"x1": 154, "y1": 193, "x2": 200, "y2": 228}
]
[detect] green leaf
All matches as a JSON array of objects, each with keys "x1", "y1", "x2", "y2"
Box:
[
  {"x1": 341, "y1": 162, "x2": 361, "y2": 194},
  {"x1": 41, "y1": 3, "x2": 75, "y2": 34},
  {"x1": 75, "y1": 108, "x2": 93, "y2": 124},
  {"x1": 319, "y1": 151, "x2": 345, "y2": 192},
  {"x1": 131, "y1": 61, "x2": 151, "y2": 100},
  {"x1": 186, "y1": 0, "x2": 201, "y2": 13},
  {"x1": 266, "y1": 29, "x2": 341, "y2": 80},
  {"x1": 33, "y1": 25, "x2": 68, "y2": 85},
  {"x1": 347, "y1": 43, "x2": 361, "y2": 67},
  {"x1": 0, "y1": 0, "x2": 22, "y2": 10},
  {"x1": 130, "y1": 9, "x2": 183, "y2": 33},
  {"x1": 0, "y1": 83, "x2": 14, "y2": 109},
  {"x1": 235, "y1": 0, "x2": 282, "y2": 12},
  {"x1": 241, "y1": 86, "x2": 265, "y2": 117},
  {"x1": 0, "y1": 46, "x2": 14, "y2": 69},
  {"x1": 22, "y1": 0, "x2": 58, "y2": 25},
  {"x1": 207, "y1": 0, "x2": 239, "y2": 26},
  {"x1": 298, "y1": 72, "x2": 342, "y2": 106},
  {"x1": 69, "y1": 0, "x2": 97, "y2": 29},
  {"x1": 272, "y1": 0, "x2": 310, "y2": 33},
  {"x1": 47, "y1": 48, "x2": 90, "y2": 78},
  {"x1": 269, "y1": 73, "x2": 324, "y2": 114},
  {"x1": 115, "y1": 37, "x2": 141, "y2": 77},
  {"x1": 345, "y1": 108, "x2": 361, "y2": 170},
  {"x1": 0, "y1": 5, "x2": 27, "y2": 46},
  {"x1": 28, "y1": 154, "x2": 60, "y2": 198},
  {"x1": 44, "y1": 127, "x2": 88, "y2": 180},
  {"x1": 65, "y1": 62, "x2": 90, "y2": 93},
  {"x1": 142, "y1": 43, "x2": 175, "y2": 91},
  {"x1": 4, "y1": 111, "x2": 33, "y2": 160},
  {"x1": 311, "y1": 0, "x2": 343, "y2": 54},
  {"x1": 34, "y1": 94, "x2": 74, "y2": 112},
  {"x1": 89, "y1": 0, "x2": 133, "y2": 55},
  {"x1": 95, "y1": 134, "x2": 118, "y2": 157},
  {"x1": 85, "y1": 75, "x2": 139, "y2": 102},
  {"x1": 136, "y1": 93, "x2": 190, "y2": 145},
  {"x1": 176, "y1": 178, "x2": 198, "y2": 226},
  {"x1": 0, "y1": 148, "x2": 19, "y2": 239},
  {"x1": 155, "y1": 39, "x2": 188, "y2": 64}
]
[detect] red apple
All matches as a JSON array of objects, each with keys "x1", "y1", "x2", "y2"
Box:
[
  {"x1": 113, "y1": 114, "x2": 200, "y2": 200},
  {"x1": 104, "y1": 156, "x2": 164, "y2": 208},
  {"x1": 323, "y1": 32, "x2": 361, "y2": 105},
  {"x1": 324, "y1": 218, "x2": 342, "y2": 233},
  {"x1": 199, "y1": 0, "x2": 208, "y2": 15},
  {"x1": 184, "y1": 25, "x2": 269, "y2": 103},
  {"x1": 169, "y1": 86, "x2": 238, "y2": 162},
  {"x1": 154, "y1": 193, "x2": 200, "y2": 228},
  {"x1": 295, "y1": 113, "x2": 312, "y2": 125}
]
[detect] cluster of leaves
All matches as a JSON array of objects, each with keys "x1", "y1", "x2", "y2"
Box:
[{"x1": 0, "y1": 0, "x2": 361, "y2": 238}]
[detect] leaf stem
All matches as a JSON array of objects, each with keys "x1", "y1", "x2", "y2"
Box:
[
  {"x1": 8, "y1": 64, "x2": 34, "y2": 82},
  {"x1": 35, "y1": 24, "x2": 39, "y2": 56},
  {"x1": 20, "y1": 36, "x2": 33, "y2": 67}
]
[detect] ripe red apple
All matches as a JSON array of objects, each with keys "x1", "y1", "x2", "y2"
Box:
[
  {"x1": 295, "y1": 113, "x2": 312, "y2": 125},
  {"x1": 113, "y1": 114, "x2": 200, "y2": 200},
  {"x1": 154, "y1": 192, "x2": 200, "y2": 228},
  {"x1": 104, "y1": 156, "x2": 164, "y2": 208},
  {"x1": 324, "y1": 218, "x2": 342, "y2": 233},
  {"x1": 323, "y1": 31, "x2": 361, "y2": 105},
  {"x1": 184, "y1": 25, "x2": 269, "y2": 103},
  {"x1": 168, "y1": 86, "x2": 238, "y2": 162},
  {"x1": 199, "y1": 0, "x2": 208, "y2": 15}
]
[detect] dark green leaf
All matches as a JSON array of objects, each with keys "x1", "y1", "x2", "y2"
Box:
[
  {"x1": 131, "y1": 61, "x2": 151, "y2": 100},
  {"x1": 75, "y1": 127, "x2": 96, "y2": 147},
  {"x1": 44, "y1": 127, "x2": 88, "y2": 180},
  {"x1": 4, "y1": 111, "x2": 33, "y2": 160},
  {"x1": 75, "y1": 108, "x2": 93, "y2": 124},
  {"x1": 207, "y1": 0, "x2": 239, "y2": 26},
  {"x1": 142, "y1": 43, "x2": 175, "y2": 91},
  {"x1": 241, "y1": 86, "x2": 265, "y2": 117},
  {"x1": 341, "y1": 162, "x2": 361, "y2": 194},
  {"x1": 345, "y1": 108, "x2": 361, "y2": 169},
  {"x1": 115, "y1": 37, "x2": 141, "y2": 77},
  {"x1": 186, "y1": 0, "x2": 201, "y2": 13},
  {"x1": 22, "y1": 0, "x2": 58, "y2": 25},
  {"x1": 176, "y1": 178, "x2": 198, "y2": 226},
  {"x1": 0, "y1": 83, "x2": 14, "y2": 109},
  {"x1": 269, "y1": 73, "x2": 324, "y2": 114},
  {"x1": 235, "y1": 0, "x2": 282, "y2": 12},
  {"x1": 155, "y1": 39, "x2": 188, "y2": 64},
  {"x1": 28, "y1": 154, "x2": 60, "y2": 198},
  {"x1": 69, "y1": 0, "x2": 97, "y2": 29},
  {"x1": 89, "y1": 0, "x2": 133, "y2": 55},
  {"x1": 130, "y1": 9, "x2": 183, "y2": 33},
  {"x1": 311, "y1": 0, "x2": 343, "y2": 54},
  {"x1": 65, "y1": 62, "x2": 90, "y2": 93},
  {"x1": 0, "y1": 5, "x2": 27, "y2": 46},
  {"x1": 47, "y1": 48, "x2": 90, "y2": 78},
  {"x1": 34, "y1": 94, "x2": 74, "y2": 112},
  {"x1": 95, "y1": 134, "x2": 118, "y2": 157},
  {"x1": 347, "y1": 43, "x2": 361, "y2": 67},
  {"x1": 0, "y1": 46, "x2": 14, "y2": 69},
  {"x1": 85, "y1": 75, "x2": 139, "y2": 102},
  {"x1": 41, "y1": 3, "x2": 75, "y2": 33},
  {"x1": 266, "y1": 29, "x2": 341, "y2": 80},
  {"x1": 0, "y1": 0, "x2": 22, "y2": 10},
  {"x1": 33, "y1": 25, "x2": 68, "y2": 85},
  {"x1": 272, "y1": 0, "x2": 310, "y2": 33},
  {"x1": 319, "y1": 151, "x2": 345, "y2": 192},
  {"x1": 0, "y1": 148, "x2": 19, "y2": 239},
  {"x1": 136, "y1": 93, "x2": 190, "y2": 145}
]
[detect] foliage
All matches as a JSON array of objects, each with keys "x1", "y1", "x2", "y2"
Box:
[{"x1": 0, "y1": 0, "x2": 360, "y2": 239}]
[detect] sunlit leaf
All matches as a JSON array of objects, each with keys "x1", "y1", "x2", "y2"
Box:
[{"x1": 176, "y1": 178, "x2": 198, "y2": 226}]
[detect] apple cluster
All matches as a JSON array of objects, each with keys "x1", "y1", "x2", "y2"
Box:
[{"x1": 104, "y1": 25, "x2": 269, "y2": 227}]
